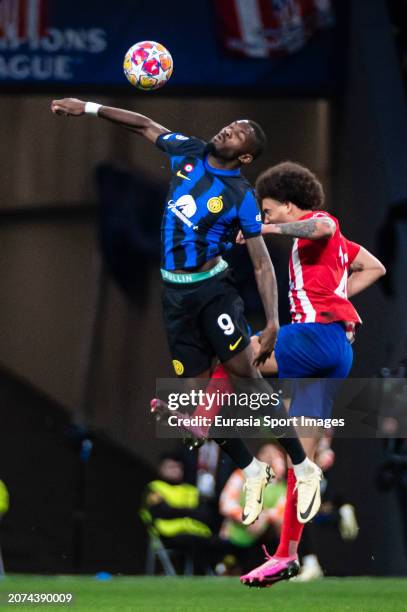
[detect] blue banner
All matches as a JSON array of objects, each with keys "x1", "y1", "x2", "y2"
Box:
[{"x1": 0, "y1": 0, "x2": 343, "y2": 91}]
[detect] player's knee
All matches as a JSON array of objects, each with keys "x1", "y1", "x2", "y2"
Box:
[{"x1": 223, "y1": 347, "x2": 259, "y2": 378}]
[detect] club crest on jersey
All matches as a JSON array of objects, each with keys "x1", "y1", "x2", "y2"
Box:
[
  {"x1": 184, "y1": 164, "x2": 194, "y2": 172},
  {"x1": 172, "y1": 360, "x2": 184, "y2": 376},
  {"x1": 207, "y1": 196, "x2": 223, "y2": 214}
]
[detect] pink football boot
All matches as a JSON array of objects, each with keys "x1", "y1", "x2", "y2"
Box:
[{"x1": 240, "y1": 546, "x2": 299, "y2": 588}]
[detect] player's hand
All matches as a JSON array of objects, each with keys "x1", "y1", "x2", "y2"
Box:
[
  {"x1": 236, "y1": 231, "x2": 246, "y2": 245},
  {"x1": 253, "y1": 323, "x2": 278, "y2": 367},
  {"x1": 51, "y1": 98, "x2": 86, "y2": 116},
  {"x1": 316, "y1": 448, "x2": 335, "y2": 471},
  {"x1": 338, "y1": 504, "x2": 359, "y2": 540}
]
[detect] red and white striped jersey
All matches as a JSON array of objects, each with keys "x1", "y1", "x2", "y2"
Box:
[
  {"x1": 215, "y1": 0, "x2": 333, "y2": 58},
  {"x1": 288, "y1": 211, "x2": 362, "y2": 325},
  {"x1": 0, "y1": 0, "x2": 47, "y2": 43}
]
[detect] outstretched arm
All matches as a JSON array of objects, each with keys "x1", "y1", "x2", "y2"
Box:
[
  {"x1": 262, "y1": 217, "x2": 336, "y2": 240},
  {"x1": 50, "y1": 98, "x2": 170, "y2": 143},
  {"x1": 347, "y1": 247, "x2": 386, "y2": 298},
  {"x1": 245, "y1": 235, "x2": 279, "y2": 366}
]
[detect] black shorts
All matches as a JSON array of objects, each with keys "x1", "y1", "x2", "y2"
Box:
[{"x1": 162, "y1": 269, "x2": 251, "y2": 377}]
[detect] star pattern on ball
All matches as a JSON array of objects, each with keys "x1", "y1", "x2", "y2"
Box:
[{"x1": 123, "y1": 41, "x2": 173, "y2": 91}]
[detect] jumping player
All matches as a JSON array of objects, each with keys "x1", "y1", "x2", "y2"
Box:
[
  {"x1": 50, "y1": 100, "x2": 322, "y2": 527},
  {"x1": 238, "y1": 161, "x2": 386, "y2": 586}
]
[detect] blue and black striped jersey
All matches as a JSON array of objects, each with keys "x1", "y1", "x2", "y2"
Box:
[{"x1": 156, "y1": 132, "x2": 262, "y2": 271}]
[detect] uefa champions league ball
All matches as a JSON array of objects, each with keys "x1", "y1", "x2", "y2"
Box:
[{"x1": 123, "y1": 41, "x2": 173, "y2": 91}]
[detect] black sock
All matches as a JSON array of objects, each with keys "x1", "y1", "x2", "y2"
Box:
[
  {"x1": 212, "y1": 436, "x2": 253, "y2": 470},
  {"x1": 231, "y1": 377, "x2": 307, "y2": 466},
  {"x1": 277, "y1": 436, "x2": 306, "y2": 465}
]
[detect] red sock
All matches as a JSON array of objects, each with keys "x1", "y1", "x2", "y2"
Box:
[
  {"x1": 191, "y1": 364, "x2": 232, "y2": 434},
  {"x1": 275, "y1": 468, "x2": 304, "y2": 558}
]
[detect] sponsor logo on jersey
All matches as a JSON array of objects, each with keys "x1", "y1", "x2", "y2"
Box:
[
  {"x1": 172, "y1": 360, "x2": 184, "y2": 376},
  {"x1": 168, "y1": 195, "x2": 198, "y2": 229},
  {"x1": 176, "y1": 170, "x2": 191, "y2": 181},
  {"x1": 163, "y1": 133, "x2": 188, "y2": 141},
  {"x1": 207, "y1": 195, "x2": 223, "y2": 214}
]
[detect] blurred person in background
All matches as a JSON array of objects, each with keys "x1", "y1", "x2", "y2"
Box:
[
  {"x1": 0, "y1": 479, "x2": 9, "y2": 576},
  {"x1": 219, "y1": 443, "x2": 286, "y2": 574},
  {"x1": 294, "y1": 435, "x2": 359, "y2": 582},
  {"x1": 377, "y1": 352, "x2": 407, "y2": 560},
  {"x1": 183, "y1": 440, "x2": 235, "y2": 533},
  {"x1": 377, "y1": 437, "x2": 407, "y2": 560},
  {"x1": 140, "y1": 451, "x2": 237, "y2": 574}
]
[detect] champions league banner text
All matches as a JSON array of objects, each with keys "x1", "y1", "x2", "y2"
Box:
[{"x1": 155, "y1": 378, "x2": 407, "y2": 439}]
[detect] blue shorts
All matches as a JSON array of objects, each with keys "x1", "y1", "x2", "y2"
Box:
[{"x1": 274, "y1": 322, "x2": 353, "y2": 418}]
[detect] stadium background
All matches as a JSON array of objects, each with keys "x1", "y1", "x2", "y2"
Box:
[{"x1": 0, "y1": 0, "x2": 406, "y2": 586}]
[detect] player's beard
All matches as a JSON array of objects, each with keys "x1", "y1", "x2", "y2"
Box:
[{"x1": 205, "y1": 141, "x2": 239, "y2": 162}]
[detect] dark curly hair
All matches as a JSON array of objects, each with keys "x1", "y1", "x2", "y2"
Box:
[
  {"x1": 247, "y1": 120, "x2": 267, "y2": 160},
  {"x1": 255, "y1": 161, "x2": 325, "y2": 210}
]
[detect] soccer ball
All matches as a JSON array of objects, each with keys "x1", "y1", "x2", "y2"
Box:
[{"x1": 123, "y1": 41, "x2": 173, "y2": 91}]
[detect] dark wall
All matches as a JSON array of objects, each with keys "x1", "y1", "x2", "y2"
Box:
[
  {"x1": 0, "y1": 368, "x2": 154, "y2": 574},
  {"x1": 326, "y1": 0, "x2": 407, "y2": 577},
  {"x1": 320, "y1": 439, "x2": 407, "y2": 576},
  {"x1": 333, "y1": 0, "x2": 407, "y2": 373}
]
